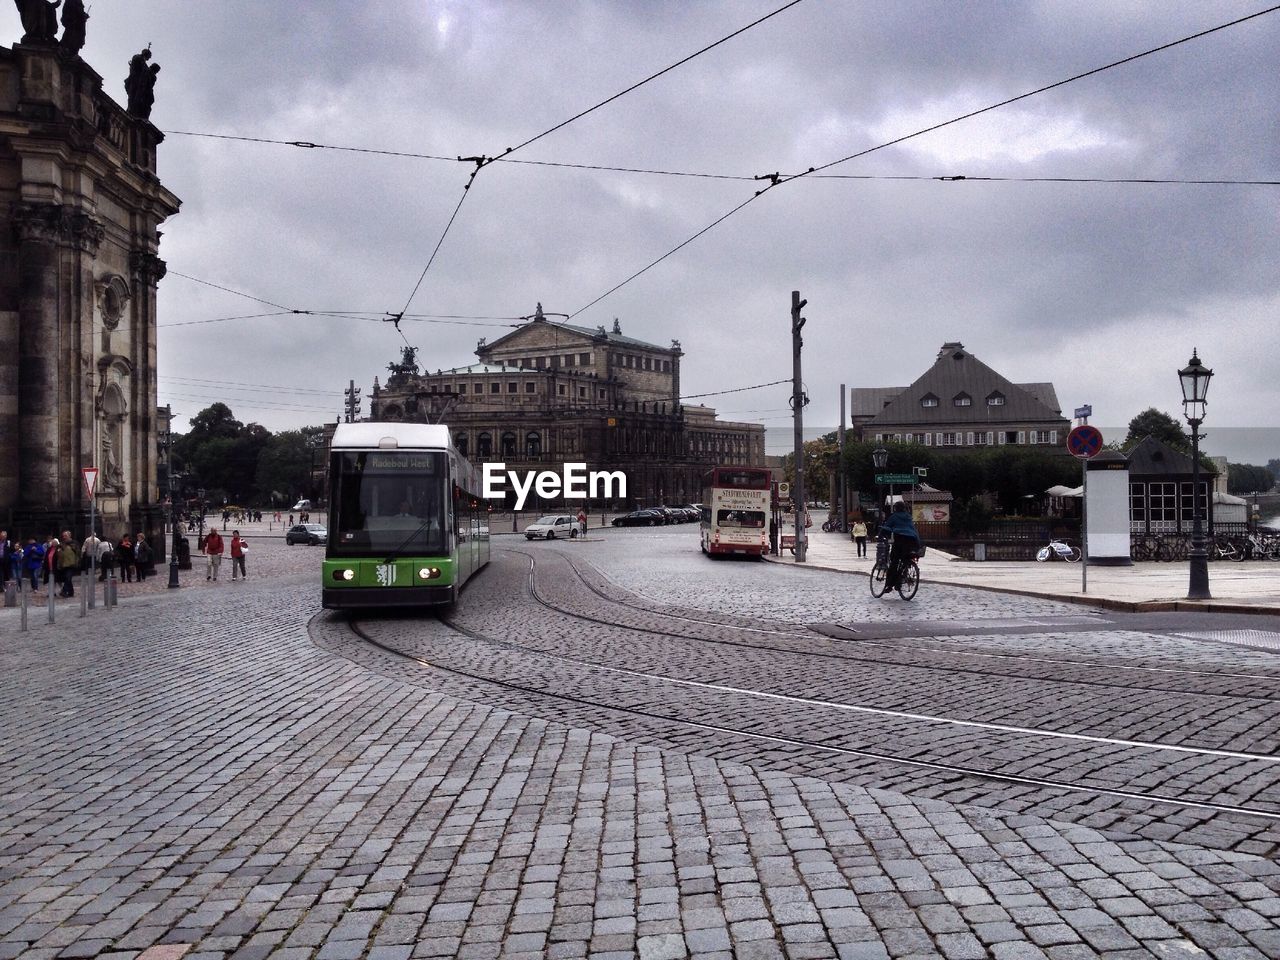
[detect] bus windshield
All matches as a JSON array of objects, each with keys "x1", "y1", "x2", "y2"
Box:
[{"x1": 330, "y1": 451, "x2": 448, "y2": 557}]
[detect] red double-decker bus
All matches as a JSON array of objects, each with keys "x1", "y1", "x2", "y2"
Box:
[{"x1": 699, "y1": 466, "x2": 771, "y2": 557}]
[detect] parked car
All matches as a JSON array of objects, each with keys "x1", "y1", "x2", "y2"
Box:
[
  {"x1": 285, "y1": 523, "x2": 327, "y2": 545},
  {"x1": 612, "y1": 509, "x2": 663, "y2": 527},
  {"x1": 291, "y1": 499, "x2": 313, "y2": 511},
  {"x1": 525, "y1": 515, "x2": 578, "y2": 540},
  {"x1": 661, "y1": 505, "x2": 692, "y2": 523}
]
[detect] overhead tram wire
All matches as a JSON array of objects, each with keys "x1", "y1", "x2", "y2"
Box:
[
  {"x1": 781, "y1": 3, "x2": 1280, "y2": 187},
  {"x1": 567, "y1": 5, "x2": 1280, "y2": 318},
  {"x1": 393, "y1": 0, "x2": 809, "y2": 327},
  {"x1": 679, "y1": 379, "x2": 792, "y2": 402},
  {"x1": 164, "y1": 130, "x2": 1278, "y2": 187}
]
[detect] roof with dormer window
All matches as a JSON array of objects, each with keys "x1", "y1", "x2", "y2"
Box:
[{"x1": 860, "y1": 343, "x2": 1066, "y2": 427}]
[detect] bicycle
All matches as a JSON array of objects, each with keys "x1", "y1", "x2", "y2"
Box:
[
  {"x1": 1036, "y1": 539, "x2": 1081, "y2": 562},
  {"x1": 869, "y1": 536, "x2": 920, "y2": 601}
]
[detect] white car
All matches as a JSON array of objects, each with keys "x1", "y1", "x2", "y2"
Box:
[{"x1": 525, "y1": 515, "x2": 578, "y2": 540}]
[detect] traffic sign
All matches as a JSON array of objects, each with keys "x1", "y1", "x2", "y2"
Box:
[
  {"x1": 778, "y1": 482, "x2": 791, "y2": 498},
  {"x1": 1073, "y1": 404, "x2": 1092, "y2": 420},
  {"x1": 82, "y1": 466, "x2": 99, "y2": 499},
  {"x1": 875, "y1": 473, "x2": 916, "y2": 484},
  {"x1": 1066, "y1": 424, "x2": 1104, "y2": 460}
]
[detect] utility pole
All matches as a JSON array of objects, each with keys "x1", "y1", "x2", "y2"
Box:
[
  {"x1": 790, "y1": 290, "x2": 808, "y2": 563},
  {"x1": 344, "y1": 380, "x2": 362, "y2": 423}
]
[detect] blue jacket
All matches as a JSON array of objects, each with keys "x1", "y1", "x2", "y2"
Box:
[
  {"x1": 22, "y1": 543, "x2": 45, "y2": 572},
  {"x1": 879, "y1": 511, "x2": 919, "y2": 542}
]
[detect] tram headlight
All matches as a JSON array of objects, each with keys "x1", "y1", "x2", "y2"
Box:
[
  {"x1": 417, "y1": 566, "x2": 441, "y2": 580},
  {"x1": 331, "y1": 568, "x2": 355, "y2": 581}
]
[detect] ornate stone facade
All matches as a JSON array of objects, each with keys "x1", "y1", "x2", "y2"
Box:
[
  {"x1": 366, "y1": 309, "x2": 765, "y2": 508},
  {"x1": 1, "y1": 38, "x2": 181, "y2": 543}
]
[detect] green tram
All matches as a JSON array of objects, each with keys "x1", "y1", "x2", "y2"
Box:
[{"x1": 322, "y1": 422, "x2": 490, "y2": 609}]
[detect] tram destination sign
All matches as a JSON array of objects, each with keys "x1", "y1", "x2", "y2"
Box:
[{"x1": 875, "y1": 473, "x2": 916, "y2": 484}]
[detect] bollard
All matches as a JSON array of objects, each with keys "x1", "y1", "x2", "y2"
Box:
[
  {"x1": 3, "y1": 581, "x2": 14, "y2": 607},
  {"x1": 87, "y1": 571, "x2": 96, "y2": 610},
  {"x1": 79, "y1": 581, "x2": 87, "y2": 618},
  {"x1": 47, "y1": 581, "x2": 55, "y2": 623},
  {"x1": 106, "y1": 571, "x2": 118, "y2": 608},
  {"x1": 20, "y1": 585, "x2": 28, "y2": 632}
]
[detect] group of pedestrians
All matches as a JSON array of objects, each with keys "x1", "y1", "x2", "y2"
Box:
[
  {"x1": 0, "y1": 528, "x2": 155, "y2": 597},
  {"x1": 199, "y1": 529, "x2": 249, "y2": 582}
]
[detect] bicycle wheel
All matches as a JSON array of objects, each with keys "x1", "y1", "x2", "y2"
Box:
[
  {"x1": 1063, "y1": 545, "x2": 1081, "y2": 563},
  {"x1": 869, "y1": 562, "x2": 889, "y2": 597},
  {"x1": 1228, "y1": 539, "x2": 1246, "y2": 562},
  {"x1": 897, "y1": 561, "x2": 919, "y2": 600},
  {"x1": 1035, "y1": 546, "x2": 1051, "y2": 562}
]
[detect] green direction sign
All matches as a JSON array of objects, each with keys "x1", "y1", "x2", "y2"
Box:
[{"x1": 875, "y1": 473, "x2": 916, "y2": 484}]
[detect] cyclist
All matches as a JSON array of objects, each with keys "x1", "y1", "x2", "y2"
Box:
[{"x1": 878, "y1": 502, "x2": 921, "y2": 591}]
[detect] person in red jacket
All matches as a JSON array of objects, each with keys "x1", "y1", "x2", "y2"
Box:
[
  {"x1": 230, "y1": 530, "x2": 248, "y2": 581},
  {"x1": 204, "y1": 528, "x2": 224, "y2": 581}
]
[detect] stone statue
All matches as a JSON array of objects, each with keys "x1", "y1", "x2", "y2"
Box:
[
  {"x1": 58, "y1": 0, "x2": 86, "y2": 55},
  {"x1": 387, "y1": 346, "x2": 419, "y2": 379},
  {"x1": 102, "y1": 427, "x2": 124, "y2": 489},
  {"x1": 125, "y1": 47, "x2": 160, "y2": 119},
  {"x1": 14, "y1": 0, "x2": 61, "y2": 43}
]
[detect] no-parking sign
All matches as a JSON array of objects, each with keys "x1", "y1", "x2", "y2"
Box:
[{"x1": 1066, "y1": 425, "x2": 1104, "y2": 460}]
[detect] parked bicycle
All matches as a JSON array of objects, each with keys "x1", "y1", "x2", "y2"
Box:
[
  {"x1": 869, "y1": 535, "x2": 921, "y2": 601},
  {"x1": 1036, "y1": 539, "x2": 1081, "y2": 562}
]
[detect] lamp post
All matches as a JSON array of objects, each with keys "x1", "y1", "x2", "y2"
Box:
[
  {"x1": 1179, "y1": 350, "x2": 1213, "y2": 600},
  {"x1": 872, "y1": 446, "x2": 888, "y2": 529},
  {"x1": 165, "y1": 404, "x2": 180, "y2": 589}
]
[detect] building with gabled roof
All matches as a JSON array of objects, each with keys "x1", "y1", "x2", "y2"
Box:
[
  {"x1": 364, "y1": 306, "x2": 764, "y2": 508},
  {"x1": 852, "y1": 342, "x2": 1070, "y2": 452}
]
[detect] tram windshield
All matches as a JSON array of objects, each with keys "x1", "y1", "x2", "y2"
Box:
[{"x1": 330, "y1": 451, "x2": 448, "y2": 556}]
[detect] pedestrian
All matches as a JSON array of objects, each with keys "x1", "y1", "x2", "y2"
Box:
[
  {"x1": 81, "y1": 531, "x2": 102, "y2": 576},
  {"x1": 96, "y1": 536, "x2": 115, "y2": 582},
  {"x1": 134, "y1": 534, "x2": 152, "y2": 581},
  {"x1": 577, "y1": 509, "x2": 587, "y2": 537},
  {"x1": 204, "y1": 527, "x2": 224, "y2": 581},
  {"x1": 229, "y1": 530, "x2": 248, "y2": 581},
  {"x1": 0, "y1": 529, "x2": 13, "y2": 586},
  {"x1": 44, "y1": 533, "x2": 59, "y2": 590},
  {"x1": 55, "y1": 530, "x2": 80, "y2": 597},
  {"x1": 22, "y1": 538, "x2": 44, "y2": 593},
  {"x1": 852, "y1": 519, "x2": 868, "y2": 557},
  {"x1": 117, "y1": 533, "x2": 134, "y2": 582},
  {"x1": 288, "y1": 513, "x2": 294, "y2": 527}
]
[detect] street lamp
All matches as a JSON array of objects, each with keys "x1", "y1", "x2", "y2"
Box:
[
  {"x1": 1179, "y1": 350, "x2": 1213, "y2": 600},
  {"x1": 872, "y1": 446, "x2": 888, "y2": 527}
]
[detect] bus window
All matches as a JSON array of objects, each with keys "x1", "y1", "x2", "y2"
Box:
[{"x1": 717, "y1": 509, "x2": 765, "y2": 528}]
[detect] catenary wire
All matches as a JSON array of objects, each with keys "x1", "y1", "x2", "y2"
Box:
[
  {"x1": 164, "y1": 131, "x2": 1280, "y2": 188},
  {"x1": 397, "y1": 0, "x2": 809, "y2": 328},
  {"x1": 163, "y1": 375, "x2": 338, "y2": 396},
  {"x1": 788, "y1": 4, "x2": 1280, "y2": 183},
  {"x1": 503, "y1": 0, "x2": 809, "y2": 159},
  {"x1": 567, "y1": 4, "x2": 1280, "y2": 317},
  {"x1": 679, "y1": 378, "x2": 791, "y2": 401}
]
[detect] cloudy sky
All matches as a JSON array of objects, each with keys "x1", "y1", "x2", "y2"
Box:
[{"x1": 13, "y1": 1, "x2": 1279, "y2": 460}]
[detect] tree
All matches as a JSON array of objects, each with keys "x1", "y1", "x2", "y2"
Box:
[
  {"x1": 1123, "y1": 408, "x2": 1189, "y2": 453},
  {"x1": 254, "y1": 430, "x2": 320, "y2": 505},
  {"x1": 783, "y1": 433, "x2": 840, "y2": 503},
  {"x1": 1227, "y1": 463, "x2": 1275, "y2": 495}
]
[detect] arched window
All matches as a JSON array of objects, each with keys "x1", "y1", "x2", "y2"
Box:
[
  {"x1": 455, "y1": 432, "x2": 469, "y2": 457},
  {"x1": 478, "y1": 432, "x2": 492, "y2": 457},
  {"x1": 525, "y1": 431, "x2": 542, "y2": 458},
  {"x1": 501, "y1": 431, "x2": 517, "y2": 457}
]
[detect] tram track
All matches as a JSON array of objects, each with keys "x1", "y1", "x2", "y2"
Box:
[
  {"x1": 339, "y1": 613, "x2": 1280, "y2": 847},
  {"x1": 326, "y1": 553, "x2": 1280, "y2": 844},
  {"x1": 519, "y1": 547, "x2": 1280, "y2": 702}
]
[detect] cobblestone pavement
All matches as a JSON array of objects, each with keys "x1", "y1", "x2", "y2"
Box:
[{"x1": 2, "y1": 528, "x2": 1279, "y2": 959}]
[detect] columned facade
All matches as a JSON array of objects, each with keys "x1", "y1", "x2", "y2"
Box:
[{"x1": 1, "y1": 38, "x2": 181, "y2": 542}]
